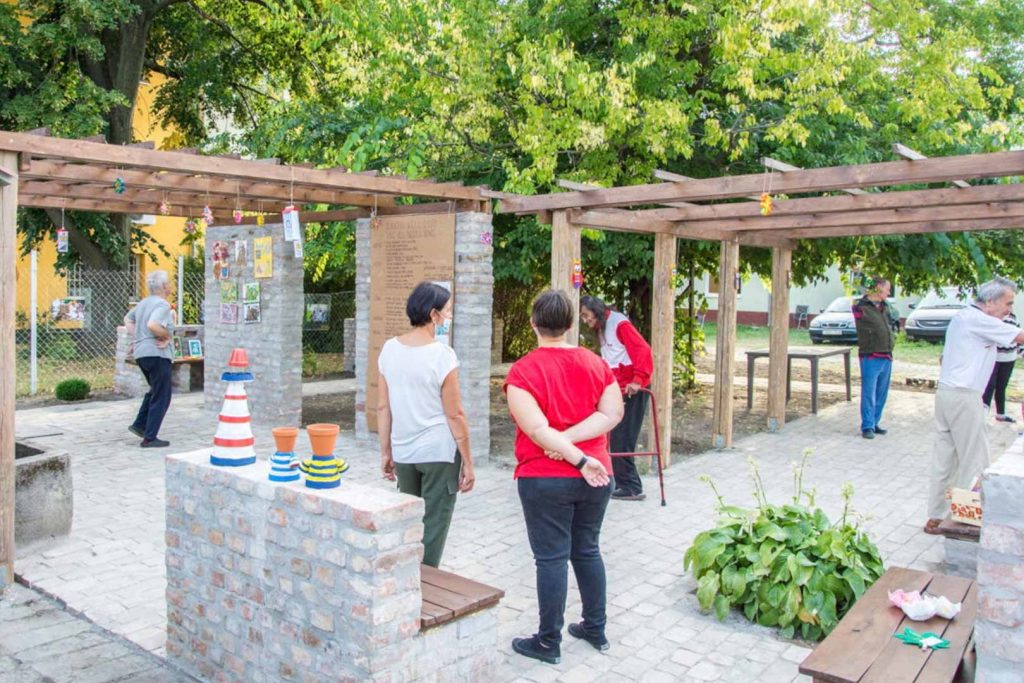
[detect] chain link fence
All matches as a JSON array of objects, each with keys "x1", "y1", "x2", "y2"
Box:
[{"x1": 302, "y1": 291, "x2": 356, "y2": 378}]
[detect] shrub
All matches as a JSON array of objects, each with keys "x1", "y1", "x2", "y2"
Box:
[
  {"x1": 684, "y1": 451, "x2": 884, "y2": 641},
  {"x1": 41, "y1": 334, "x2": 78, "y2": 360},
  {"x1": 55, "y1": 378, "x2": 91, "y2": 401},
  {"x1": 302, "y1": 349, "x2": 318, "y2": 377}
]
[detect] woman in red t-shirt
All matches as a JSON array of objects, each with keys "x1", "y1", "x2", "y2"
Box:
[{"x1": 504, "y1": 290, "x2": 624, "y2": 665}]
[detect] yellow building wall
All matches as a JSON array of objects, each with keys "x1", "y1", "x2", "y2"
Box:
[{"x1": 15, "y1": 71, "x2": 195, "y2": 318}]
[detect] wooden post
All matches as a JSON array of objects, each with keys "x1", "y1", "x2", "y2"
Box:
[
  {"x1": 712, "y1": 239, "x2": 739, "y2": 449},
  {"x1": 767, "y1": 246, "x2": 792, "y2": 432},
  {"x1": 651, "y1": 233, "x2": 676, "y2": 468},
  {"x1": 0, "y1": 152, "x2": 18, "y2": 590},
  {"x1": 551, "y1": 210, "x2": 582, "y2": 345}
]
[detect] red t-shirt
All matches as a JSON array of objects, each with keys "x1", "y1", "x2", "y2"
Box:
[{"x1": 503, "y1": 346, "x2": 616, "y2": 478}]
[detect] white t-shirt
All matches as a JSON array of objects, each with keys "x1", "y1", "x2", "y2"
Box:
[
  {"x1": 939, "y1": 305, "x2": 1021, "y2": 393},
  {"x1": 377, "y1": 338, "x2": 459, "y2": 464}
]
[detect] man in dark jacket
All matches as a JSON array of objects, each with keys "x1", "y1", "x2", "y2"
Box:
[{"x1": 853, "y1": 278, "x2": 895, "y2": 439}]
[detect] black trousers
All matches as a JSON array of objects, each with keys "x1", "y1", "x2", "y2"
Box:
[
  {"x1": 983, "y1": 359, "x2": 1016, "y2": 415},
  {"x1": 609, "y1": 390, "x2": 648, "y2": 495},
  {"x1": 132, "y1": 356, "x2": 172, "y2": 440}
]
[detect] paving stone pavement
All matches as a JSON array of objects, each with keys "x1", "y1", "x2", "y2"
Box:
[
  {"x1": 0, "y1": 582, "x2": 195, "y2": 682},
  {"x1": 11, "y1": 382, "x2": 1020, "y2": 682}
]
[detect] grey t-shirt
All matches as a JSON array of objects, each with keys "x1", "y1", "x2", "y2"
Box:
[{"x1": 128, "y1": 296, "x2": 174, "y2": 360}]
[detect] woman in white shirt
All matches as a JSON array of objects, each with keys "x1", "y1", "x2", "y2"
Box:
[{"x1": 377, "y1": 282, "x2": 474, "y2": 567}]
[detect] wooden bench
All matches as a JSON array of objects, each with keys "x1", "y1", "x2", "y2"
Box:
[
  {"x1": 419, "y1": 564, "x2": 504, "y2": 631},
  {"x1": 936, "y1": 520, "x2": 980, "y2": 543},
  {"x1": 800, "y1": 566, "x2": 977, "y2": 683},
  {"x1": 127, "y1": 356, "x2": 204, "y2": 392}
]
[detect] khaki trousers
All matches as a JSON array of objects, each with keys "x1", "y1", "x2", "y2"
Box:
[{"x1": 928, "y1": 387, "x2": 990, "y2": 520}]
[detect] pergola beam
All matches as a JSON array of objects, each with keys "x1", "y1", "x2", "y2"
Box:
[
  {"x1": 638, "y1": 182, "x2": 1024, "y2": 223},
  {"x1": 893, "y1": 143, "x2": 971, "y2": 188},
  {"x1": 499, "y1": 149, "x2": 1024, "y2": 212},
  {"x1": 762, "y1": 156, "x2": 868, "y2": 195},
  {"x1": 0, "y1": 131, "x2": 487, "y2": 202},
  {"x1": 762, "y1": 216, "x2": 1024, "y2": 240},
  {"x1": 569, "y1": 209, "x2": 795, "y2": 248},
  {"x1": 559, "y1": 178, "x2": 696, "y2": 208}
]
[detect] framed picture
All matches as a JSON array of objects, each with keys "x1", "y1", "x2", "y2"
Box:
[
  {"x1": 243, "y1": 282, "x2": 260, "y2": 303},
  {"x1": 219, "y1": 303, "x2": 240, "y2": 324},
  {"x1": 211, "y1": 240, "x2": 231, "y2": 280},
  {"x1": 172, "y1": 336, "x2": 184, "y2": 359},
  {"x1": 220, "y1": 280, "x2": 238, "y2": 303},
  {"x1": 244, "y1": 302, "x2": 261, "y2": 324},
  {"x1": 253, "y1": 236, "x2": 273, "y2": 278},
  {"x1": 234, "y1": 240, "x2": 248, "y2": 266},
  {"x1": 303, "y1": 294, "x2": 331, "y2": 330},
  {"x1": 187, "y1": 338, "x2": 203, "y2": 358},
  {"x1": 51, "y1": 296, "x2": 87, "y2": 330}
]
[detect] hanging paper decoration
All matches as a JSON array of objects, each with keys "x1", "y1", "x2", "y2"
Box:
[
  {"x1": 759, "y1": 192, "x2": 773, "y2": 216},
  {"x1": 159, "y1": 200, "x2": 170, "y2": 216},
  {"x1": 282, "y1": 205, "x2": 301, "y2": 241},
  {"x1": 113, "y1": 177, "x2": 126, "y2": 194},
  {"x1": 202, "y1": 205, "x2": 214, "y2": 224},
  {"x1": 56, "y1": 229, "x2": 69, "y2": 253},
  {"x1": 256, "y1": 213, "x2": 265, "y2": 226},
  {"x1": 233, "y1": 209, "x2": 243, "y2": 224},
  {"x1": 572, "y1": 258, "x2": 583, "y2": 289},
  {"x1": 184, "y1": 218, "x2": 198, "y2": 235},
  {"x1": 480, "y1": 231, "x2": 492, "y2": 246}
]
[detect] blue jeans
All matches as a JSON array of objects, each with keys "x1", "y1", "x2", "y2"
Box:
[
  {"x1": 132, "y1": 356, "x2": 172, "y2": 440},
  {"x1": 859, "y1": 356, "x2": 892, "y2": 432},
  {"x1": 517, "y1": 477, "x2": 613, "y2": 647}
]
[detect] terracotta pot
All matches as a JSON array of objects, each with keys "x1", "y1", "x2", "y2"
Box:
[
  {"x1": 306, "y1": 423, "x2": 340, "y2": 457},
  {"x1": 272, "y1": 427, "x2": 299, "y2": 453}
]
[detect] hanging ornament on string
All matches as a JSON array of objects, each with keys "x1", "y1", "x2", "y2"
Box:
[
  {"x1": 370, "y1": 195, "x2": 382, "y2": 230},
  {"x1": 56, "y1": 204, "x2": 69, "y2": 254},
  {"x1": 760, "y1": 167, "x2": 774, "y2": 216},
  {"x1": 159, "y1": 199, "x2": 170, "y2": 216},
  {"x1": 256, "y1": 200, "x2": 265, "y2": 226},
  {"x1": 572, "y1": 258, "x2": 583, "y2": 289},
  {"x1": 202, "y1": 205, "x2": 214, "y2": 225},
  {"x1": 113, "y1": 176, "x2": 126, "y2": 194},
  {"x1": 233, "y1": 184, "x2": 243, "y2": 224},
  {"x1": 184, "y1": 218, "x2": 198, "y2": 235}
]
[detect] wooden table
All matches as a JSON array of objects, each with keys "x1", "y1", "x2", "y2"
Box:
[
  {"x1": 746, "y1": 346, "x2": 852, "y2": 414},
  {"x1": 800, "y1": 566, "x2": 977, "y2": 683}
]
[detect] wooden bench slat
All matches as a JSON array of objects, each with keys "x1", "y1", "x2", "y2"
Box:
[
  {"x1": 859, "y1": 573, "x2": 973, "y2": 683},
  {"x1": 800, "y1": 567, "x2": 933, "y2": 683},
  {"x1": 419, "y1": 598, "x2": 452, "y2": 629},
  {"x1": 422, "y1": 582, "x2": 481, "y2": 619},
  {"x1": 419, "y1": 564, "x2": 504, "y2": 631},
  {"x1": 421, "y1": 565, "x2": 505, "y2": 601},
  {"x1": 918, "y1": 582, "x2": 978, "y2": 683}
]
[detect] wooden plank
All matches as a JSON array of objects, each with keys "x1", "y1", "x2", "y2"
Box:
[
  {"x1": 127, "y1": 141, "x2": 155, "y2": 149},
  {"x1": 859, "y1": 573, "x2": 972, "y2": 683},
  {"x1": 920, "y1": 582, "x2": 978, "y2": 683},
  {"x1": 767, "y1": 247, "x2": 792, "y2": 431},
  {"x1": 893, "y1": 143, "x2": 971, "y2": 188},
  {"x1": 551, "y1": 210, "x2": 582, "y2": 345},
  {"x1": 799, "y1": 567, "x2": 933, "y2": 683},
  {"x1": 651, "y1": 233, "x2": 676, "y2": 469},
  {"x1": 497, "y1": 149, "x2": 1024, "y2": 212},
  {"x1": 774, "y1": 216, "x2": 1024, "y2": 240},
  {"x1": 18, "y1": 193, "x2": 207, "y2": 216},
  {"x1": 561, "y1": 178, "x2": 696, "y2": 208},
  {"x1": 711, "y1": 239, "x2": 738, "y2": 448},
  {"x1": 20, "y1": 181, "x2": 271, "y2": 214},
  {"x1": 421, "y1": 581, "x2": 480, "y2": 618},
  {"x1": 654, "y1": 169, "x2": 759, "y2": 201},
  {"x1": 17, "y1": 153, "x2": 30, "y2": 173},
  {"x1": 0, "y1": 151, "x2": 16, "y2": 588},
  {"x1": 762, "y1": 156, "x2": 867, "y2": 195},
  {"x1": 639, "y1": 182, "x2": 1024, "y2": 223},
  {"x1": 418, "y1": 598, "x2": 451, "y2": 628},
  {"x1": 420, "y1": 565, "x2": 505, "y2": 601},
  {"x1": 0, "y1": 131, "x2": 485, "y2": 201}
]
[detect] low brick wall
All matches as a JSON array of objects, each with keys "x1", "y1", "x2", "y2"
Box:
[
  {"x1": 977, "y1": 436, "x2": 1024, "y2": 682},
  {"x1": 115, "y1": 324, "x2": 204, "y2": 396},
  {"x1": 165, "y1": 449, "x2": 498, "y2": 682}
]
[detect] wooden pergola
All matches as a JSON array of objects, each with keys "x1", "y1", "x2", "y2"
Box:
[
  {"x1": 493, "y1": 147, "x2": 1024, "y2": 459},
  {"x1": 0, "y1": 129, "x2": 494, "y2": 588}
]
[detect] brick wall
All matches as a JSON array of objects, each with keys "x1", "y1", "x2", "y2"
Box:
[
  {"x1": 165, "y1": 449, "x2": 499, "y2": 682},
  {"x1": 343, "y1": 317, "x2": 355, "y2": 373},
  {"x1": 976, "y1": 437, "x2": 1024, "y2": 682},
  {"x1": 355, "y1": 213, "x2": 494, "y2": 459},
  {"x1": 203, "y1": 224, "x2": 303, "y2": 426}
]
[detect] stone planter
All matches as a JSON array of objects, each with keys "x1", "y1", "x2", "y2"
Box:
[{"x1": 15, "y1": 440, "x2": 73, "y2": 548}]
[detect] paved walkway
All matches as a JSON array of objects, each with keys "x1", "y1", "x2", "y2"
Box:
[{"x1": 11, "y1": 382, "x2": 1020, "y2": 682}]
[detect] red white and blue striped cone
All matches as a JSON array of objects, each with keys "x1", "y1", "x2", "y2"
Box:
[{"x1": 211, "y1": 348, "x2": 256, "y2": 467}]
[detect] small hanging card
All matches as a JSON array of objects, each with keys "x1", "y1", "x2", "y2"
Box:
[
  {"x1": 253, "y1": 236, "x2": 273, "y2": 279},
  {"x1": 56, "y1": 229, "x2": 69, "y2": 253},
  {"x1": 282, "y1": 205, "x2": 301, "y2": 242},
  {"x1": 293, "y1": 239, "x2": 304, "y2": 259}
]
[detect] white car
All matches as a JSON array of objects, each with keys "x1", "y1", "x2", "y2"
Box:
[
  {"x1": 904, "y1": 287, "x2": 969, "y2": 343},
  {"x1": 808, "y1": 296, "x2": 901, "y2": 344}
]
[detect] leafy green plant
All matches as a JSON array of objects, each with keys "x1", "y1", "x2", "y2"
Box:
[
  {"x1": 301, "y1": 349, "x2": 319, "y2": 377},
  {"x1": 684, "y1": 451, "x2": 884, "y2": 641},
  {"x1": 54, "y1": 378, "x2": 91, "y2": 402},
  {"x1": 41, "y1": 334, "x2": 78, "y2": 361}
]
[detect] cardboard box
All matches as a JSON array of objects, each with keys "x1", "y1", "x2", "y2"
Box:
[{"x1": 949, "y1": 487, "x2": 982, "y2": 526}]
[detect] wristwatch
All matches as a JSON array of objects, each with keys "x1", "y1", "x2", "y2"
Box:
[{"x1": 574, "y1": 455, "x2": 588, "y2": 470}]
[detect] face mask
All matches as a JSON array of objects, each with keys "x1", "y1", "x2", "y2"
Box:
[{"x1": 436, "y1": 317, "x2": 451, "y2": 336}]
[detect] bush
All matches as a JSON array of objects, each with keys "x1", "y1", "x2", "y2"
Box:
[
  {"x1": 684, "y1": 451, "x2": 884, "y2": 641},
  {"x1": 55, "y1": 378, "x2": 91, "y2": 401},
  {"x1": 302, "y1": 349, "x2": 318, "y2": 377},
  {"x1": 41, "y1": 334, "x2": 78, "y2": 360}
]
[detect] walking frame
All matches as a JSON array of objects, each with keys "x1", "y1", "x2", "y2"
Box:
[{"x1": 608, "y1": 388, "x2": 667, "y2": 506}]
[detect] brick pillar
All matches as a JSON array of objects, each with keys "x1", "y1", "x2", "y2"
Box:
[{"x1": 977, "y1": 437, "x2": 1024, "y2": 681}]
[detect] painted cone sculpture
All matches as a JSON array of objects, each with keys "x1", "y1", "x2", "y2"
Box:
[
  {"x1": 269, "y1": 427, "x2": 300, "y2": 482},
  {"x1": 299, "y1": 423, "x2": 348, "y2": 489},
  {"x1": 211, "y1": 348, "x2": 257, "y2": 467}
]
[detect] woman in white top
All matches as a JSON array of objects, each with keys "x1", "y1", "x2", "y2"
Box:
[{"x1": 377, "y1": 282, "x2": 474, "y2": 567}]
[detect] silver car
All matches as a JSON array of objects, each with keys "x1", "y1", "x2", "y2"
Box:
[{"x1": 904, "y1": 287, "x2": 969, "y2": 343}]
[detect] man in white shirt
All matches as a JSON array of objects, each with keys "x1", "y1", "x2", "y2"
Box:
[{"x1": 925, "y1": 277, "x2": 1024, "y2": 534}]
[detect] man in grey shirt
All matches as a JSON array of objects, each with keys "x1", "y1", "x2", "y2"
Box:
[{"x1": 125, "y1": 270, "x2": 174, "y2": 447}]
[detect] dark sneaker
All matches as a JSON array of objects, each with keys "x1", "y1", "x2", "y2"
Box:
[
  {"x1": 995, "y1": 414, "x2": 1016, "y2": 423},
  {"x1": 873, "y1": 427, "x2": 888, "y2": 435},
  {"x1": 861, "y1": 430, "x2": 875, "y2": 440},
  {"x1": 140, "y1": 439, "x2": 170, "y2": 448},
  {"x1": 512, "y1": 636, "x2": 560, "y2": 664},
  {"x1": 568, "y1": 622, "x2": 609, "y2": 652},
  {"x1": 128, "y1": 425, "x2": 145, "y2": 438},
  {"x1": 612, "y1": 489, "x2": 646, "y2": 501}
]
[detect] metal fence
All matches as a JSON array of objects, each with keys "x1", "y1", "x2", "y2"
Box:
[{"x1": 302, "y1": 291, "x2": 355, "y2": 377}]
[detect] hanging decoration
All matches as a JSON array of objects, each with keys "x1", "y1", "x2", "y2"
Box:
[
  {"x1": 202, "y1": 205, "x2": 214, "y2": 225},
  {"x1": 233, "y1": 184, "x2": 243, "y2": 224},
  {"x1": 184, "y1": 218, "x2": 199, "y2": 235},
  {"x1": 233, "y1": 209, "x2": 243, "y2": 224},
  {"x1": 572, "y1": 258, "x2": 583, "y2": 289},
  {"x1": 159, "y1": 200, "x2": 170, "y2": 216},
  {"x1": 760, "y1": 167, "x2": 774, "y2": 215},
  {"x1": 113, "y1": 176, "x2": 126, "y2": 194},
  {"x1": 370, "y1": 194, "x2": 382, "y2": 230},
  {"x1": 479, "y1": 230, "x2": 492, "y2": 246},
  {"x1": 256, "y1": 200, "x2": 265, "y2": 226},
  {"x1": 56, "y1": 204, "x2": 69, "y2": 254}
]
